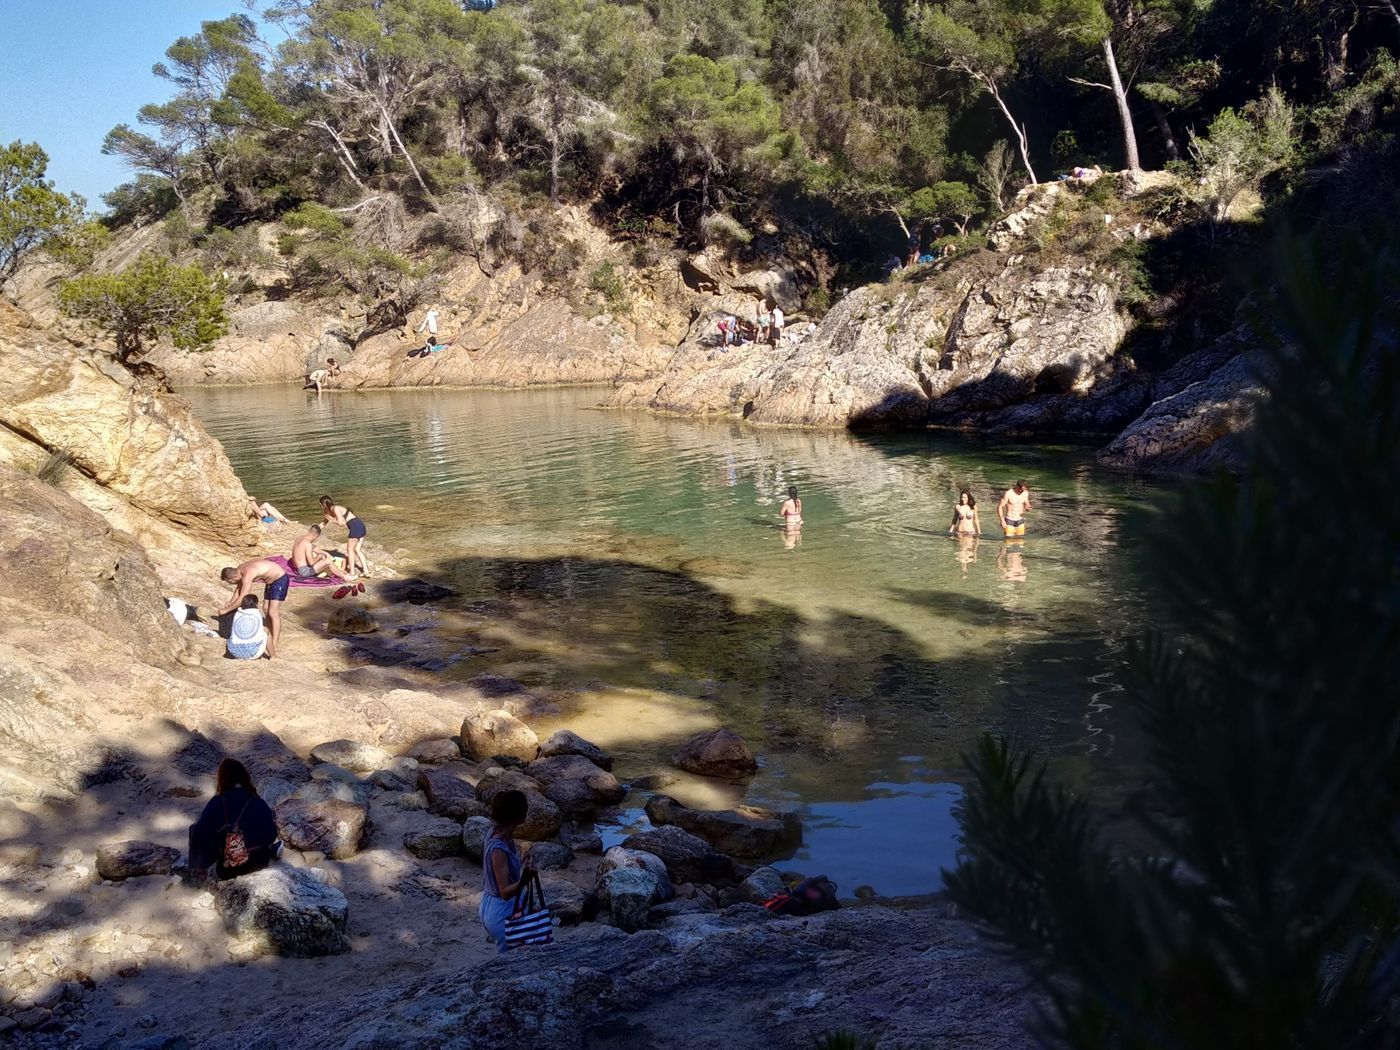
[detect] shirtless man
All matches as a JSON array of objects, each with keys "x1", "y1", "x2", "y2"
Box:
[
  {"x1": 997, "y1": 480, "x2": 1033, "y2": 537},
  {"x1": 217, "y1": 558, "x2": 289, "y2": 659},
  {"x1": 291, "y1": 524, "x2": 343, "y2": 581}
]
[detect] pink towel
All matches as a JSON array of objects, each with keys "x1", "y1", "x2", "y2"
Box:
[{"x1": 269, "y1": 555, "x2": 340, "y2": 588}]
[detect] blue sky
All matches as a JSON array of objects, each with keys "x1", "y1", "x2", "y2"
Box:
[{"x1": 0, "y1": 1, "x2": 268, "y2": 207}]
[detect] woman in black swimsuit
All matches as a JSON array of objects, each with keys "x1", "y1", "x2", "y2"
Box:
[{"x1": 319, "y1": 495, "x2": 369, "y2": 579}]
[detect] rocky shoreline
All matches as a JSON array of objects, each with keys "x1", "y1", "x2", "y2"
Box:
[{"x1": 0, "y1": 299, "x2": 1037, "y2": 1047}]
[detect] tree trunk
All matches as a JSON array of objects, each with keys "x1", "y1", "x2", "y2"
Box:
[
  {"x1": 381, "y1": 104, "x2": 433, "y2": 201},
  {"x1": 981, "y1": 75, "x2": 1037, "y2": 185},
  {"x1": 1149, "y1": 100, "x2": 1180, "y2": 162},
  {"x1": 1102, "y1": 36, "x2": 1140, "y2": 171},
  {"x1": 312, "y1": 121, "x2": 368, "y2": 192},
  {"x1": 549, "y1": 86, "x2": 563, "y2": 206}
]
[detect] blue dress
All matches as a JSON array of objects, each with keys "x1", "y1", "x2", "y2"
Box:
[{"x1": 479, "y1": 833, "x2": 521, "y2": 953}]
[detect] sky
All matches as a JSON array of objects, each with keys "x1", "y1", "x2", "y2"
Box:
[{"x1": 0, "y1": 1, "x2": 269, "y2": 208}]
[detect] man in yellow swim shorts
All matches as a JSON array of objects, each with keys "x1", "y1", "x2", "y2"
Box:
[{"x1": 998, "y1": 480, "x2": 1032, "y2": 537}]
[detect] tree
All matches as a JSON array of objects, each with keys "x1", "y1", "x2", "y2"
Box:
[
  {"x1": 1049, "y1": 0, "x2": 1140, "y2": 170},
  {"x1": 1188, "y1": 86, "x2": 1295, "y2": 228},
  {"x1": 913, "y1": 1, "x2": 1039, "y2": 184},
  {"x1": 58, "y1": 254, "x2": 227, "y2": 362},
  {"x1": 944, "y1": 229, "x2": 1400, "y2": 1046},
  {"x1": 904, "y1": 180, "x2": 979, "y2": 234},
  {"x1": 0, "y1": 141, "x2": 87, "y2": 282}
]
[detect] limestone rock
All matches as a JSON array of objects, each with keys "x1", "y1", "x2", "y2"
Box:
[
  {"x1": 406, "y1": 738, "x2": 462, "y2": 765},
  {"x1": 535, "y1": 729, "x2": 614, "y2": 771},
  {"x1": 461, "y1": 816, "x2": 495, "y2": 863},
  {"x1": 523, "y1": 840, "x2": 575, "y2": 871},
  {"x1": 461, "y1": 709, "x2": 539, "y2": 761},
  {"x1": 328, "y1": 608, "x2": 378, "y2": 635},
  {"x1": 525, "y1": 754, "x2": 625, "y2": 817},
  {"x1": 621, "y1": 826, "x2": 738, "y2": 886},
  {"x1": 95, "y1": 841, "x2": 181, "y2": 881},
  {"x1": 645, "y1": 795, "x2": 801, "y2": 858},
  {"x1": 309, "y1": 739, "x2": 392, "y2": 774},
  {"x1": 603, "y1": 866, "x2": 661, "y2": 932},
  {"x1": 596, "y1": 846, "x2": 673, "y2": 904},
  {"x1": 672, "y1": 728, "x2": 758, "y2": 778},
  {"x1": 403, "y1": 817, "x2": 467, "y2": 860},
  {"x1": 274, "y1": 797, "x2": 370, "y2": 860},
  {"x1": 214, "y1": 866, "x2": 350, "y2": 957},
  {"x1": 738, "y1": 866, "x2": 787, "y2": 905}
]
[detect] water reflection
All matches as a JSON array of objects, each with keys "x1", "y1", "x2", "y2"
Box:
[{"x1": 186, "y1": 384, "x2": 1159, "y2": 892}]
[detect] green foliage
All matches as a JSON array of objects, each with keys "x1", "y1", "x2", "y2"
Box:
[
  {"x1": 35, "y1": 449, "x2": 74, "y2": 487},
  {"x1": 58, "y1": 253, "x2": 228, "y2": 361},
  {"x1": 0, "y1": 141, "x2": 88, "y2": 281},
  {"x1": 1188, "y1": 87, "x2": 1297, "y2": 226},
  {"x1": 101, "y1": 175, "x2": 180, "y2": 228},
  {"x1": 587, "y1": 261, "x2": 628, "y2": 312},
  {"x1": 43, "y1": 219, "x2": 110, "y2": 273},
  {"x1": 905, "y1": 181, "x2": 979, "y2": 232},
  {"x1": 945, "y1": 230, "x2": 1400, "y2": 1047}
]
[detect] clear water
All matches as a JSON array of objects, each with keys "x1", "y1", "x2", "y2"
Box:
[{"x1": 187, "y1": 384, "x2": 1161, "y2": 896}]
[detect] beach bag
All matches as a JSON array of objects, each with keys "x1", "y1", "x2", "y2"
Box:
[
  {"x1": 221, "y1": 798, "x2": 252, "y2": 869},
  {"x1": 763, "y1": 875, "x2": 840, "y2": 917},
  {"x1": 504, "y1": 872, "x2": 553, "y2": 948}
]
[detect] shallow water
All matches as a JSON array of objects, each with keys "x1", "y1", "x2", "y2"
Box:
[{"x1": 188, "y1": 384, "x2": 1161, "y2": 896}]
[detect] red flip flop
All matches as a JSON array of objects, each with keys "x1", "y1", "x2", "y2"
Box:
[
  {"x1": 354, "y1": 582, "x2": 365, "y2": 595},
  {"x1": 332, "y1": 586, "x2": 351, "y2": 600}
]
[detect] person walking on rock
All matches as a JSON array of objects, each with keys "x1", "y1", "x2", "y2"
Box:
[
  {"x1": 217, "y1": 557, "x2": 289, "y2": 659},
  {"x1": 319, "y1": 496, "x2": 369, "y2": 579},
  {"x1": 479, "y1": 790, "x2": 536, "y2": 953},
  {"x1": 188, "y1": 758, "x2": 281, "y2": 881}
]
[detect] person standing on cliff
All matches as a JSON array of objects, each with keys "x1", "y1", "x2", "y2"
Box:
[
  {"x1": 217, "y1": 558, "x2": 289, "y2": 659},
  {"x1": 768, "y1": 302, "x2": 785, "y2": 345},
  {"x1": 997, "y1": 481, "x2": 1033, "y2": 537},
  {"x1": 416, "y1": 307, "x2": 440, "y2": 346}
]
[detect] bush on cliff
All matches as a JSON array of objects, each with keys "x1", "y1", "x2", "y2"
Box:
[
  {"x1": 58, "y1": 253, "x2": 228, "y2": 363},
  {"x1": 945, "y1": 229, "x2": 1400, "y2": 1046}
]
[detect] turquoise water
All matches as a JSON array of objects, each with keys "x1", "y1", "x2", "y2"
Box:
[{"x1": 187, "y1": 384, "x2": 1160, "y2": 896}]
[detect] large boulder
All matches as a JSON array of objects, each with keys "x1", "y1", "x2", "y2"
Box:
[
  {"x1": 672, "y1": 728, "x2": 757, "y2": 778},
  {"x1": 621, "y1": 826, "x2": 738, "y2": 886},
  {"x1": 603, "y1": 866, "x2": 662, "y2": 933},
  {"x1": 301, "y1": 769, "x2": 372, "y2": 810},
  {"x1": 214, "y1": 866, "x2": 350, "y2": 957},
  {"x1": 274, "y1": 797, "x2": 370, "y2": 860},
  {"x1": 309, "y1": 740, "x2": 392, "y2": 774},
  {"x1": 403, "y1": 816, "x2": 467, "y2": 860},
  {"x1": 96, "y1": 841, "x2": 181, "y2": 881},
  {"x1": 461, "y1": 709, "x2": 539, "y2": 761},
  {"x1": 644, "y1": 795, "x2": 802, "y2": 858},
  {"x1": 535, "y1": 730, "x2": 614, "y2": 771},
  {"x1": 596, "y1": 846, "x2": 673, "y2": 903},
  {"x1": 416, "y1": 765, "x2": 485, "y2": 820},
  {"x1": 525, "y1": 754, "x2": 625, "y2": 817}
]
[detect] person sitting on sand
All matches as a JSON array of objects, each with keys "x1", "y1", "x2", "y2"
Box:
[
  {"x1": 226, "y1": 595, "x2": 267, "y2": 660},
  {"x1": 479, "y1": 790, "x2": 536, "y2": 953},
  {"x1": 306, "y1": 358, "x2": 341, "y2": 392},
  {"x1": 291, "y1": 524, "x2": 344, "y2": 581},
  {"x1": 217, "y1": 557, "x2": 288, "y2": 659},
  {"x1": 188, "y1": 758, "x2": 281, "y2": 882},
  {"x1": 247, "y1": 497, "x2": 290, "y2": 525},
  {"x1": 319, "y1": 496, "x2": 369, "y2": 579}
]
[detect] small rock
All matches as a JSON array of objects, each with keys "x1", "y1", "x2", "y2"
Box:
[
  {"x1": 560, "y1": 830, "x2": 603, "y2": 854},
  {"x1": 403, "y1": 817, "x2": 467, "y2": 860},
  {"x1": 214, "y1": 866, "x2": 350, "y2": 957},
  {"x1": 417, "y1": 767, "x2": 485, "y2": 820},
  {"x1": 406, "y1": 738, "x2": 462, "y2": 764},
  {"x1": 14, "y1": 1007, "x2": 49, "y2": 1030},
  {"x1": 309, "y1": 740, "x2": 392, "y2": 773},
  {"x1": 628, "y1": 771, "x2": 680, "y2": 791},
  {"x1": 274, "y1": 797, "x2": 370, "y2": 860},
  {"x1": 539, "y1": 877, "x2": 593, "y2": 925},
  {"x1": 525, "y1": 754, "x2": 625, "y2": 818},
  {"x1": 394, "y1": 791, "x2": 429, "y2": 811},
  {"x1": 672, "y1": 728, "x2": 757, "y2": 778},
  {"x1": 854, "y1": 885, "x2": 878, "y2": 900},
  {"x1": 0, "y1": 1017, "x2": 14, "y2": 1036},
  {"x1": 327, "y1": 608, "x2": 378, "y2": 635},
  {"x1": 621, "y1": 826, "x2": 737, "y2": 886},
  {"x1": 649, "y1": 896, "x2": 718, "y2": 920},
  {"x1": 535, "y1": 730, "x2": 614, "y2": 771},
  {"x1": 461, "y1": 709, "x2": 538, "y2": 762},
  {"x1": 596, "y1": 846, "x2": 673, "y2": 903},
  {"x1": 95, "y1": 842, "x2": 182, "y2": 881},
  {"x1": 738, "y1": 866, "x2": 787, "y2": 904},
  {"x1": 603, "y1": 866, "x2": 662, "y2": 932},
  {"x1": 522, "y1": 841, "x2": 574, "y2": 871}
]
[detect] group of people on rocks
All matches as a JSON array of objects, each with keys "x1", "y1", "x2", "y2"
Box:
[
  {"x1": 184, "y1": 754, "x2": 534, "y2": 955},
  {"x1": 716, "y1": 298, "x2": 785, "y2": 348},
  {"x1": 219, "y1": 496, "x2": 370, "y2": 659}
]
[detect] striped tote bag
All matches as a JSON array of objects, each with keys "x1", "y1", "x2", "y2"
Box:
[{"x1": 504, "y1": 872, "x2": 553, "y2": 948}]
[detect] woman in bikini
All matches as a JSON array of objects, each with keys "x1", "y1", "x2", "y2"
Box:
[
  {"x1": 779, "y1": 485, "x2": 803, "y2": 548},
  {"x1": 948, "y1": 490, "x2": 981, "y2": 537},
  {"x1": 319, "y1": 495, "x2": 369, "y2": 579}
]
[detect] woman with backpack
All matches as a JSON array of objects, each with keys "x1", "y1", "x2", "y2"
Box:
[{"x1": 188, "y1": 758, "x2": 281, "y2": 881}]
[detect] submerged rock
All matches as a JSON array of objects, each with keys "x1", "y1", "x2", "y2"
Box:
[
  {"x1": 214, "y1": 866, "x2": 350, "y2": 957},
  {"x1": 672, "y1": 728, "x2": 758, "y2": 778},
  {"x1": 535, "y1": 730, "x2": 614, "y2": 771}
]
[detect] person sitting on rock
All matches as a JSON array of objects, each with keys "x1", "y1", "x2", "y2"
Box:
[
  {"x1": 291, "y1": 524, "x2": 344, "y2": 582},
  {"x1": 188, "y1": 758, "x2": 281, "y2": 882},
  {"x1": 226, "y1": 595, "x2": 268, "y2": 660},
  {"x1": 479, "y1": 790, "x2": 536, "y2": 953},
  {"x1": 247, "y1": 497, "x2": 290, "y2": 525},
  {"x1": 305, "y1": 358, "x2": 341, "y2": 393}
]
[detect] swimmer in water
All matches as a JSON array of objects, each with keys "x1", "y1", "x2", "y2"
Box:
[
  {"x1": 998, "y1": 480, "x2": 1032, "y2": 537},
  {"x1": 779, "y1": 485, "x2": 803, "y2": 526},
  {"x1": 948, "y1": 490, "x2": 981, "y2": 537}
]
